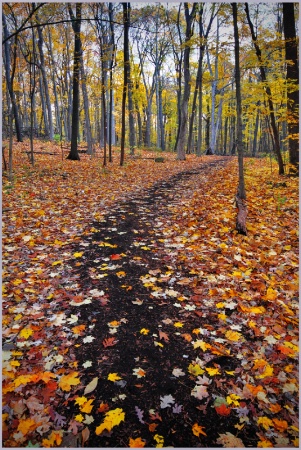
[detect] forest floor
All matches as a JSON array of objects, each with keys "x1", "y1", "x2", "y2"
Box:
[{"x1": 2, "y1": 142, "x2": 299, "y2": 448}]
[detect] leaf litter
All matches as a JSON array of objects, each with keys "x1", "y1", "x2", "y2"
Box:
[{"x1": 2, "y1": 145, "x2": 299, "y2": 447}]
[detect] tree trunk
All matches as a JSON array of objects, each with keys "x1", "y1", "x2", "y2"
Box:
[
  {"x1": 175, "y1": 3, "x2": 197, "y2": 160},
  {"x1": 80, "y1": 56, "x2": 93, "y2": 155},
  {"x1": 232, "y1": 3, "x2": 247, "y2": 235},
  {"x1": 245, "y1": 3, "x2": 284, "y2": 175},
  {"x1": 283, "y1": 2, "x2": 299, "y2": 173},
  {"x1": 67, "y1": 3, "x2": 82, "y2": 161},
  {"x1": 37, "y1": 22, "x2": 54, "y2": 139},
  {"x1": 120, "y1": 3, "x2": 130, "y2": 166},
  {"x1": 2, "y1": 12, "x2": 23, "y2": 142},
  {"x1": 108, "y1": 3, "x2": 116, "y2": 162}
]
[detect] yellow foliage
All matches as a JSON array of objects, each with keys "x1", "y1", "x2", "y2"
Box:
[
  {"x1": 58, "y1": 372, "x2": 81, "y2": 391},
  {"x1": 95, "y1": 408, "x2": 125, "y2": 435},
  {"x1": 257, "y1": 416, "x2": 273, "y2": 430}
]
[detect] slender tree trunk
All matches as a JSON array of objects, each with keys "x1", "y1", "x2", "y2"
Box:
[
  {"x1": 80, "y1": 56, "x2": 93, "y2": 155},
  {"x1": 245, "y1": 3, "x2": 284, "y2": 175},
  {"x1": 120, "y1": 3, "x2": 130, "y2": 166},
  {"x1": 37, "y1": 22, "x2": 54, "y2": 139},
  {"x1": 232, "y1": 3, "x2": 247, "y2": 235},
  {"x1": 67, "y1": 3, "x2": 82, "y2": 161},
  {"x1": 108, "y1": 3, "x2": 116, "y2": 162},
  {"x1": 283, "y1": 2, "x2": 299, "y2": 173},
  {"x1": 128, "y1": 60, "x2": 136, "y2": 154}
]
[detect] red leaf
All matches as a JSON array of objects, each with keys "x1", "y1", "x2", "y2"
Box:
[
  {"x1": 102, "y1": 337, "x2": 118, "y2": 348},
  {"x1": 215, "y1": 404, "x2": 231, "y2": 416}
]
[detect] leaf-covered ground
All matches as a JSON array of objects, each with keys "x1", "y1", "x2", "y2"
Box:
[{"x1": 2, "y1": 143, "x2": 299, "y2": 448}]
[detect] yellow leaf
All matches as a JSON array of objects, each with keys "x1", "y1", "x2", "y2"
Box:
[
  {"x1": 95, "y1": 408, "x2": 125, "y2": 435},
  {"x1": 225, "y1": 370, "x2": 235, "y2": 376},
  {"x1": 14, "y1": 314, "x2": 22, "y2": 321},
  {"x1": 80, "y1": 399, "x2": 94, "y2": 414},
  {"x1": 52, "y1": 260, "x2": 63, "y2": 266},
  {"x1": 75, "y1": 396, "x2": 88, "y2": 406},
  {"x1": 140, "y1": 328, "x2": 150, "y2": 335},
  {"x1": 226, "y1": 393, "x2": 241, "y2": 406},
  {"x1": 42, "y1": 431, "x2": 63, "y2": 447},
  {"x1": 218, "y1": 313, "x2": 227, "y2": 321},
  {"x1": 108, "y1": 373, "x2": 121, "y2": 382},
  {"x1": 193, "y1": 340, "x2": 211, "y2": 351},
  {"x1": 192, "y1": 423, "x2": 207, "y2": 437},
  {"x1": 216, "y1": 302, "x2": 225, "y2": 308},
  {"x1": 188, "y1": 363, "x2": 205, "y2": 376},
  {"x1": 19, "y1": 328, "x2": 33, "y2": 339},
  {"x1": 264, "y1": 287, "x2": 278, "y2": 300},
  {"x1": 116, "y1": 271, "x2": 126, "y2": 278},
  {"x1": 72, "y1": 324, "x2": 86, "y2": 335},
  {"x1": 153, "y1": 434, "x2": 164, "y2": 448},
  {"x1": 225, "y1": 330, "x2": 243, "y2": 342},
  {"x1": 75, "y1": 414, "x2": 84, "y2": 423},
  {"x1": 12, "y1": 279, "x2": 23, "y2": 286},
  {"x1": 206, "y1": 367, "x2": 221, "y2": 376},
  {"x1": 129, "y1": 437, "x2": 146, "y2": 448},
  {"x1": 141, "y1": 246, "x2": 151, "y2": 250},
  {"x1": 174, "y1": 322, "x2": 184, "y2": 328},
  {"x1": 257, "y1": 416, "x2": 273, "y2": 430},
  {"x1": 58, "y1": 372, "x2": 81, "y2": 391},
  {"x1": 255, "y1": 363, "x2": 274, "y2": 379},
  {"x1": 17, "y1": 418, "x2": 37, "y2": 435},
  {"x1": 73, "y1": 252, "x2": 83, "y2": 258},
  {"x1": 10, "y1": 360, "x2": 20, "y2": 367}
]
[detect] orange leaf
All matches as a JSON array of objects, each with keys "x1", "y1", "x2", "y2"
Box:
[
  {"x1": 129, "y1": 437, "x2": 146, "y2": 448},
  {"x1": 272, "y1": 418, "x2": 288, "y2": 432},
  {"x1": 192, "y1": 423, "x2": 207, "y2": 437},
  {"x1": 149, "y1": 423, "x2": 159, "y2": 432},
  {"x1": 98, "y1": 402, "x2": 109, "y2": 413},
  {"x1": 17, "y1": 418, "x2": 38, "y2": 435},
  {"x1": 181, "y1": 333, "x2": 192, "y2": 342}
]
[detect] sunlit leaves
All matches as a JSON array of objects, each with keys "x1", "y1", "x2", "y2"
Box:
[
  {"x1": 58, "y1": 372, "x2": 80, "y2": 392},
  {"x1": 95, "y1": 408, "x2": 125, "y2": 435},
  {"x1": 192, "y1": 423, "x2": 207, "y2": 437},
  {"x1": 108, "y1": 373, "x2": 122, "y2": 382}
]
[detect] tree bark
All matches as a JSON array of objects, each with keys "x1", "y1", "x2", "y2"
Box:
[
  {"x1": 67, "y1": 3, "x2": 82, "y2": 161},
  {"x1": 232, "y1": 3, "x2": 247, "y2": 235},
  {"x1": 120, "y1": 3, "x2": 130, "y2": 166},
  {"x1": 2, "y1": 12, "x2": 23, "y2": 142},
  {"x1": 283, "y1": 2, "x2": 299, "y2": 173},
  {"x1": 175, "y1": 3, "x2": 197, "y2": 160}
]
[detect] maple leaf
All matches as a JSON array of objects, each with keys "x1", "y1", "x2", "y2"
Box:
[
  {"x1": 160, "y1": 395, "x2": 175, "y2": 408},
  {"x1": 103, "y1": 337, "x2": 118, "y2": 347},
  {"x1": 226, "y1": 394, "x2": 241, "y2": 406},
  {"x1": 225, "y1": 330, "x2": 243, "y2": 342},
  {"x1": 75, "y1": 396, "x2": 88, "y2": 406},
  {"x1": 172, "y1": 403, "x2": 182, "y2": 414},
  {"x1": 188, "y1": 363, "x2": 205, "y2": 377},
  {"x1": 80, "y1": 399, "x2": 94, "y2": 414},
  {"x1": 19, "y1": 327, "x2": 33, "y2": 339},
  {"x1": 108, "y1": 373, "x2": 122, "y2": 382},
  {"x1": 192, "y1": 423, "x2": 207, "y2": 437},
  {"x1": 172, "y1": 368, "x2": 185, "y2": 377},
  {"x1": 83, "y1": 335, "x2": 95, "y2": 343},
  {"x1": 206, "y1": 367, "x2": 221, "y2": 376},
  {"x1": 73, "y1": 252, "x2": 83, "y2": 258},
  {"x1": 17, "y1": 418, "x2": 38, "y2": 435},
  {"x1": 58, "y1": 372, "x2": 80, "y2": 392},
  {"x1": 95, "y1": 408, "x2": 125, "y2": 435},
  {"x1": 72, "y1": 324, "x2": 86, "y2": 335},
  {"x1": 129, "y1": 437, "x2": 146, "y2": 448},
  {"x1": 191, "y1": 385, "x2": 209, "y2": 400},
  {"x1": 257, "y1": 416, "x2": 273, "y2": 430},
  {"x1": 82, "y1": 360, "x2": 93, "y2": 368},
  {"x1": 159, "y1": 330, "x2": 169, "y2": 342},
  {"x1": 133, "y1": 367, "x2": 146, "y2": 378}
]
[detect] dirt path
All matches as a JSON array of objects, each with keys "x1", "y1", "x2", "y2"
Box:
[{"x1": 64, "y1": 158, "x2": 257, "y2": 447}]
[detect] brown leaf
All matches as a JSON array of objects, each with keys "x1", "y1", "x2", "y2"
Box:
[
  {"x1": 159, "y1": 331, "x2": 169, "y2": 342},
  {"x1": 82, "y1": 427, "x2": 90, "y2": 445}
]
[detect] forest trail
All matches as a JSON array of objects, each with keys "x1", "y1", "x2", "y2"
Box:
[
  {"x1": 67, "y1": 157, "x2": 232, "y2": 447},
  {"x1": 3, "y1": 154, "x2": 298, "y2": 448}
]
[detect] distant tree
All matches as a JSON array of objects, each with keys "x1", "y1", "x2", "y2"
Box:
[
  {"x1": 283, "y1": 2, "x2": 299, "y2": 174},
  {"x1": 67, "y1": 2, "x2": 82, "y2": 161}
]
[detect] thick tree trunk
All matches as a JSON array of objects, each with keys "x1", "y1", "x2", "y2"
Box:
[
  {"x1": 2, "y1": 13, "x2": 23, "y2": 142},
  {"x1": 232, "y1": 3, "x2": 247, "y2": 234},
  {"x1": 67, "y1": 3, "x2": 82, "y2": 161},
  {"x1": 283, "y1": 2, "x2": 299, "y2": 173},
  {"x1": 120, "y1": 3, "x2": 130, "y2": 166}
]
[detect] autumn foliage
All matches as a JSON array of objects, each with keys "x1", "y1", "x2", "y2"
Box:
[{"x1": 2, "y1": 143, "x2": 299, "y2": 447}]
